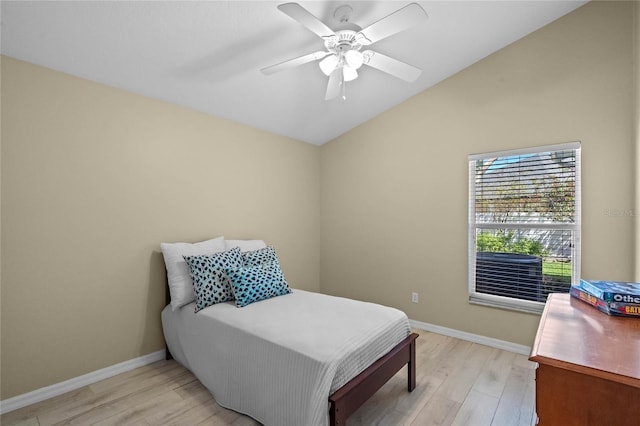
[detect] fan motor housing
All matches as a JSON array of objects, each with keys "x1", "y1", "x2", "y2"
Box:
[{"x1": 324, "y1": 30, "x2": 363, "y2": 54}]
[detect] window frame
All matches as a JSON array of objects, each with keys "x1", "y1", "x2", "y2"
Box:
[{"x1": 468, "y1": 142, "x2": 581, "y2": 314}]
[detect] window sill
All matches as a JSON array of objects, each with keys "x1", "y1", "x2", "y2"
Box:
[{"x1": 469, "y1": 293, "x2": 545, "y2": 315}]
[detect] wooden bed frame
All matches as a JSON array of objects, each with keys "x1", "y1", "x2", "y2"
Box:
[
  {"x1": 164, "y1": 284, "x2": 418, "y2": 426},
  {"x1": 329, "y1": 332, "x2": 418, "y2": 426}
]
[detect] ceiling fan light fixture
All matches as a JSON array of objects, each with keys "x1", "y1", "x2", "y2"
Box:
[
  {"x1": 343, "y1": 65, "x2": 358, "y2": 82},
  {"x1": 344, "y1": 49, "x2": 364, "y2": 69},
  {"x1": 319, "y1": 54, "x2": 339, "y2": 76}
]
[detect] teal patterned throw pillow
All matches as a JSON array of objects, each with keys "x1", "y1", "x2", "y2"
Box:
[
  {"x1": 183, "y1": 247, "x2": 243, "y2": 312},
  {"x1": 226, "y1": 261, "x2": 292, "y2": 307},
  {"x1": 241, "y1": 245, "x2": 278, "y2": 267}
]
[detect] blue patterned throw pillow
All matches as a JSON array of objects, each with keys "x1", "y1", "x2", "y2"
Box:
[
  {"x1": 242, "y1": 245, "x2": 278, "y2": 267},
  {"x1": 226, "y1": 261, "x2": 292, "y2": 307},
  {"x1": 183, "y1": 247, "x2": 242, "y2": 312}
]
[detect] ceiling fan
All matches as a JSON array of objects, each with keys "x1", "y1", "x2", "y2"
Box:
[{"x1": 261, "y1": 2, "x2": 428, "y2": 101}]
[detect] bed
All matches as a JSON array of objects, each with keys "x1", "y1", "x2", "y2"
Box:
[{"x1": 160, "y1": 238, "x2": 418, "y2": 426}]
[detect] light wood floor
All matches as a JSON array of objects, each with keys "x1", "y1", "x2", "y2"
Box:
[{"x1": 1, "y1": 330, "x2": 536, "y2": 426}]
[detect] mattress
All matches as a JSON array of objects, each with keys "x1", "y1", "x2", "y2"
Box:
[{"x1": 161, "y1": 289, "x2": 411, "y2": 426}]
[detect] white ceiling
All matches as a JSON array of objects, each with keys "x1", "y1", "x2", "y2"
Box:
[{"x1": 1, "y1": 1, "x2": 588, "y2": 145}]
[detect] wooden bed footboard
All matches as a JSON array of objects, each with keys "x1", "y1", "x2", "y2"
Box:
[{"x1": 329, "y1": 332, "x2": 419, "y2": 426}]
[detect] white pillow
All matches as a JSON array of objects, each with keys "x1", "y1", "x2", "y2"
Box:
[
  {"x1": 161, "y1": 236, "x2": 225, "y2": 310},
  {"x1": 224, "y1": 239, "x2": 267, "y2": 252}
]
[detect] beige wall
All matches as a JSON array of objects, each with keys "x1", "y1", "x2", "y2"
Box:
[
  {"x1": 0, "y1": 56, "x2": 321, "y2": 399},
  {"x1": 320, "y1": 1, "x2": 637, "y2": 346}
]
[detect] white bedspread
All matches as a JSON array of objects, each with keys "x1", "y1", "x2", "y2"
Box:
[{"x1": 161, "y1": 289, "x2": 411, "y2": 426}]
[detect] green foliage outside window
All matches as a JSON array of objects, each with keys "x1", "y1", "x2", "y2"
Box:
[{"x1": 476, "y1": 231, "x2": 548, "y2": 257}]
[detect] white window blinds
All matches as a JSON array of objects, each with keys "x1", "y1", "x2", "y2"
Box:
[{"x1": 468, "y1": 142, "x2": 581, "y2": 313}]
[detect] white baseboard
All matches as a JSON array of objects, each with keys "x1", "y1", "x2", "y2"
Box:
[
  {"x1": 0, "y1": 349, "x2": 166, "y2": 415},
  {"x1": 1, "y1": 322, "x2": 530, "y2": 415},
  {"x1": 409, "y1": 319, "x2": 532, "y2": 356}
]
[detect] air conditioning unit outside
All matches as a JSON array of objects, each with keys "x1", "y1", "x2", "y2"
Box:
[{"x1": 476, "y1": 252, "x2": 543, "y2": 302}]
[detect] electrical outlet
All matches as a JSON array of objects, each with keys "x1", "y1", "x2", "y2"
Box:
[{"x1": 411, "y1": 292, "x2": 419, "y2": 303}]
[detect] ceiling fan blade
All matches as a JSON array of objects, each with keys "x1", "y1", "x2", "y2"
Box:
[
  {"x1": 357, "y1": 3, "x2": 428, "y2": 45},
  {"x1": 261, "y1": 51, "x2": 329, "y2": 75},
  {"x1": 278, "y1": 3, "x2": 336, "y2": 39},
  {"x1": 362, "y1": 50, "x2": 422, "y2": 82},
  {"x1": 325, "y1": 67, "x2": 343, "y2": 100}
]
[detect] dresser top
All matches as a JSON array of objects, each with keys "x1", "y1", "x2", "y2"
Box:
[{"x1": 529, "y1": 293, "x2": 640, "y2": 388}]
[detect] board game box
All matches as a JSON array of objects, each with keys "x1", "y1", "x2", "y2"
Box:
[
  {"x1": 570, "y1": 286, "x2": 614, "y2": 315},
  {"x1": 570, "y1": 285, "x2": 640, "y2": 317},
  {"x1": 576, "y1": 279, "x2": 640, "y2": 304}
]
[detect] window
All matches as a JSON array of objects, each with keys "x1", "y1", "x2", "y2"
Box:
[{"x1": 468, "y1": 142, "x2": 581, "y2": 313}]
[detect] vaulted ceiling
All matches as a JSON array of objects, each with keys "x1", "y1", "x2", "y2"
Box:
[{"x1": 1, "y1": 1, "x2": 588, "y2": 145}]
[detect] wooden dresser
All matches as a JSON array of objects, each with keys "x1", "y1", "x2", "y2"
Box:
[{"x1": 529, "y1": 293, "x2": 640, "y2": 425}]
